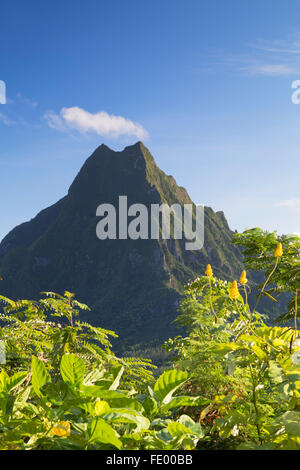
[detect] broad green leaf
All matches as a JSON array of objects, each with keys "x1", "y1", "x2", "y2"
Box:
[
  {"x1": 15, "y1": 385, "x2": 31, "y2": 407},
  {"x1": 147, "y1": 386, "x2": 158, "y2": 402},
  {"x1": 83, "y1": 369, "x2": 105, "y2": 385},
  {"x1": 271, "y1": 411, "x2": 300, "y2": 436},
  {"x1": 31, "y1": 356, "x2": 50, "y2": 396},
  {"x1": 167, "y1": 421, "x2": 193, "y2": 438},
  {"x1": 88, "y1": 417, "x2": 122, "y2": 449},
  {"x1": 80, "y1": 385, "x2": 126, "y2": 399},
  {"x1": 177, "y1": 414, "x2": 204, "y2": 437},
  {"x1": 6, "y1": 371, "x2": 28, "y2": 392},
  {"x1": 109, "y1": 366, "x2": 124, "y2": 390},
  {"x1": 0, "y1": 393, "x2": 15, "y2": 416},
  {"x1": 154, "y1": 370, "x2": 189, "y2": 404},
  {"x1": 141, "y1": 396, "x2": 157, "y2": 416},
  {"x1": 168, "y1": 418, "x2": 204, "y2": 439},
  {"x1": 150, "y1": 418, "x2": 173, "y2": 428},
  {"x1": 41, "y1": 381, "x2": 69, "y2": 403},
  {"x1": 0, "y1": 370, "x2": 8, "y2": 392},
  {"x1": 103, "y1": 409, "x2": 150, "y2": 431},
  {"x1": 60, "y1": 354, "x2": 85, "y2": 386},
  {"x1": 106, "y1": 396, "x2": 144, "y2": 412},
  {"x1": 156, "y1": 427, "x2": 173, "y2": 444},
  {"x1": 72, "y1": 422, "x2": 88, "y2": 433},
  {"x1": 161, "y1": 395, "x2": 210, "y2": 412}
]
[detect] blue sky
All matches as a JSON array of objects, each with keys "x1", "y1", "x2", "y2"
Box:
[{"x1": 1, "y1": 0, "x2": 300, "y2": 241}]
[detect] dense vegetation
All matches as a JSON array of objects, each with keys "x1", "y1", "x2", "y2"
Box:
[{"x1": 1, "y1": 228, "x2": 300, "y2": 449}]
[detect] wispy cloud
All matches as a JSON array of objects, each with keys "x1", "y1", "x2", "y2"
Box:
[
  {"x1": 16, "y1": 92, "x2": 38, "y2": 108},
  {"x1": 277, "y1": 199, "x2": 300, "y2": 210},
  {"x1": 44, "y1": 111, "x2": 68, "y2": 132},
  {"x1": 250, "y1": 38, "x2": 300, "y2": 56},
  {"x1": 0, "y1": 113, "x2": 15, "y2": 126},
  {"x1": 242, "y1": 63, "x2": 299, "y2": 77},
  {"x1": 44, "y1": 107, "x2": 148, "y2": 139},
  {"x1": 215, "y1": 33, "x2": 300, "y2": 77}
]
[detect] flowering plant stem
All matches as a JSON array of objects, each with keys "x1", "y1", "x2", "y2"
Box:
[
  {"x1": 253, "y1": 257, "x2": 279, "y2": 315},
  {"x1": 208, "y1": 278, "x2": 218, "y2": 323}
]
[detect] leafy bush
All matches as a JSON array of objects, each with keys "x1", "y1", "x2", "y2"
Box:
[
  {"x1": 0, "y1": 291, "x2": 207, "y2": 450},
  {"x1": 2, "y1": 228, "x2": 300, "y2": 449},
  {"x1": 164, "y1": 230, "x2": 300, "y2": 449}
]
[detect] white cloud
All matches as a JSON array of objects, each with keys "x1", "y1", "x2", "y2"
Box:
[
  {"x1": 43, "y1": 111, "x2": 68, "y2": 132},
  {"x1": 0, "y1": 113, "x2": 15, "y2": 126},
  {"x1": 44, "y1": 107, "x2": 148, "y2": 139}
]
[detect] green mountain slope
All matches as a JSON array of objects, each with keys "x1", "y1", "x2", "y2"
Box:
[{"x1": 0, "y1": 142, "x2": 243, "y2": 350}]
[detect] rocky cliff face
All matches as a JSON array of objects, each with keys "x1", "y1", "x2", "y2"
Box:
[{"x1": 0, "y1": 142, "x2": 242, "y2": 351}]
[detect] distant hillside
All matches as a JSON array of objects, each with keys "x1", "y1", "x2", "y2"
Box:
[{"x1": 0, "y1": 142, "x2": 243, "y2": 351}]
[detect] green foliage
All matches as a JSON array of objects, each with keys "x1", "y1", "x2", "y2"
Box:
[
  {"x1": 164, "y1": 276, "x2": 244, "y2": 398},
  {"x1": 2, "y1": 227, "x2": 300, "y2": 449},
  {"x1": 232, "y1": 228, "x2": 300, "y2": 322},
  {"x1": 163, "y1": 229, "x2": 300, "y2": 449},
  {"x1": 0, "y1": 354, "x2": 207, "y2": 450},
  {"x1": 0, "y1": 291, "x2": 206, "y2": 450},
  {"x1": 60, "y1": 354, "x2": 85, "y2": 386},
  {"x1": 0, "y1": 291, "x2": 154, "y2": 387},
  {"x1": 32, "y1": 356, "x2": 50, "y2": 396}
]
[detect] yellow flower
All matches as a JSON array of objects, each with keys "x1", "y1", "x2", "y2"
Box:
[
  {"x1": 275, "y1": 242, "x2": 283, "y2": 258},
  {"x1": 205, "y1": 264, "x2": 213, "y2": 277},
  {"x1": 230, "y1": 281, "x2": 239, "y2": 300},
  {"x1": 239, "y1": 270, "x2": 248, "y2": 285},
  {"x1": 47, "y1": 421, "x2": 71, "y2": 438}
]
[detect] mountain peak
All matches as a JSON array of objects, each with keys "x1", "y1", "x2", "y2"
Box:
[
  {"x1": 123, "y1": 141, "x2": 145, "y2": 151},
  {"x1": 93, "y1": 141, "x2": 146, "y2": 155},
  {"x1": 67, "y1": 141, "x2": 153, "y2": 200},
  {"x1": 0, "y1": 144, "x2": 242, "y2": 351},
  {"x1": 97, "y1": 143, "x2": 112, "y2": 151}
]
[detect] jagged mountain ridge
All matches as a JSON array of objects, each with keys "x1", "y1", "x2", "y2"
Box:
[{"x1": 0, "y1": 142, "x2": 243, "y2": 350}]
